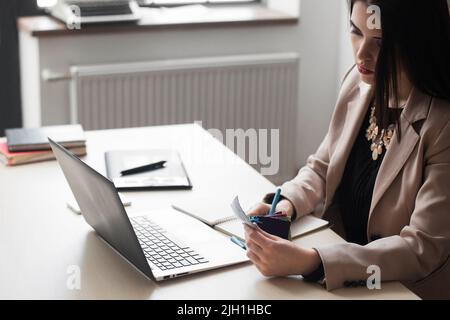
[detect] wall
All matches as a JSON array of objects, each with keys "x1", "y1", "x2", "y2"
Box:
[{"x1": 338, "y1": 0, "x2": 354, "y2": 87}]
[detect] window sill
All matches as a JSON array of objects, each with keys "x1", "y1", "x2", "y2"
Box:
[{"x1": 18, "y1": 4, "x2": 299, "y2": 37}]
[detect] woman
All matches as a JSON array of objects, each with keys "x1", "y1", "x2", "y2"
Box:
[{"x1": 244, "y1": 0, "x2": 450, "y2": 299}]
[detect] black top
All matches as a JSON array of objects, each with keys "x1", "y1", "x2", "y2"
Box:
[
  {"x1": 304, "y1": 104, "x2": 389, "y2": 282},
  {"x1": 335, "y1": 104, "x2": 386, "y2": 245}
]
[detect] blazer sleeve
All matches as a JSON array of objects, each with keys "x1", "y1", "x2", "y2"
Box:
[
  {"x1": 275, "y1": 65, "x2": 357, "y2": 220},
  {"x1": 314, "y1": 120, "x2": 450, "y2": 290},
  {"x1": 278, "y1": 132, "x2": 330, "y2": 219}
]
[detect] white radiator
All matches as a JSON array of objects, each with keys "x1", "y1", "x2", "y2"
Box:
[{"x1": 70, "y1": 53, "x2": 299, "y2": 181}]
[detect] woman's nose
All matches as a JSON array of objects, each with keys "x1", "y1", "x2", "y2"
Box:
[{"x1": 356, "y1": 39, "x2": 374, "y2": 64}]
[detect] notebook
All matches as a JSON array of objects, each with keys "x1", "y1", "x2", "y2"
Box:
[
  {"x1": 0, "y1": 140, "x2": 86, "y2": 166},
  {"x1": 105, "y1": 149, "x2": 192, "y2": 190},
  {"x1": 5, "y1": 124, "x2": 86, "y2": 152},
  {"x1": 172, "y1": 196, "x2": 329, "y2": 242}
]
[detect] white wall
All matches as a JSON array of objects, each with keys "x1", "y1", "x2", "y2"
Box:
[
  {"x1": 294, "y1": 0, "x2": 345, "y2": 168},
  {"x1": 337, "y1": 0, "x2": 354, "y2": 88}
]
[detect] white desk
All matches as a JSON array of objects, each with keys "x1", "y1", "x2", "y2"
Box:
[{"x1": 0, "y1": 124, "x2": 418, "y2": 299}]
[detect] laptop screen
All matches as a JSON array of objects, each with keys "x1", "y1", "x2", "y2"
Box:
[{"x1": 49, "y1": 138, "x2": 153, "y2": 279}]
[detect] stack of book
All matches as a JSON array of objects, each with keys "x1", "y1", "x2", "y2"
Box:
[{"x1": 0, "y1": 124, "x2": 86, "y2": 166}]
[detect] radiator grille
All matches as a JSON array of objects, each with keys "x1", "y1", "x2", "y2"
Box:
[{"x1": 70, "y1": 53, "x2": 299, "y2": 181}]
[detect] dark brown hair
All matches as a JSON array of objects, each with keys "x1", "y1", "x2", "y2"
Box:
[{"x1": 349, "y1": 0, "x2": 450, "y2": 140}]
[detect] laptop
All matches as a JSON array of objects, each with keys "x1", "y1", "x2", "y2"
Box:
[
  {"x1": 49, "y1": 0, "x2": 141, "y2": 25},
  {"x1": 49, "y1": 139, "x2": 248, "y2": 281}
]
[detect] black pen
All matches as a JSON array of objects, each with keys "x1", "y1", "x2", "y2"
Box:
[{"x1": 120, "y1": 160, "x2": 166, "y2": 176}]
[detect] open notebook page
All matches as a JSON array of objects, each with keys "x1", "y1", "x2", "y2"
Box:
[
  {"x1": 172, "y1": 197, "x2": 329, "y2": 240},
  {"x1": 172, "y1": 196, "x2": 252, "y2": 227},
  {"x1": 215, "y1": 215, "x2": 329, "y2": 242}
]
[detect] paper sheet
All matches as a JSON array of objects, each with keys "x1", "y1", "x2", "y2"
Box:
[{"x1": 230, "y1": 196, "x2": 257, "y2": 229}]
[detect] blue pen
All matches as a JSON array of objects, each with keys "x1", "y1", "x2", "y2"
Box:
[
  {"x1": 230, "y1": 236, "x2": 246, "y2": 250},
  {"x1": 268, "y1": 188, "x2": 282, "y2": 216}
]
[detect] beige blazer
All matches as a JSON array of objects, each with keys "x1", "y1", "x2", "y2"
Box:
[{"x1": 280, "y1": 65, "x2": 450, "y2": 299}]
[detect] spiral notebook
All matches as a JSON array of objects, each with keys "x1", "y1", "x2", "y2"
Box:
[{"x1": 172, "y1": 196, "x2": 329, "y2": 242}]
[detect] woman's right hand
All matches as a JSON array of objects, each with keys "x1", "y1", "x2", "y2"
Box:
[{"x1": 246, "y1": 199, "x2": 296, "y2": 219}]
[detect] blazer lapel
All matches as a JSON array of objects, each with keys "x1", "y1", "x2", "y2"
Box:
[
  {"x1": 324, "y1": 83, "x2": 374, "y2": 210},
  {"x1": 369, "y1": 87, "x2": 432, "y2": 220}
]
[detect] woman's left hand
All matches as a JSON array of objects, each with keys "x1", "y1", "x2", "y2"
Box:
[{"x1": 244, "y1": 224, "x2": 321, "y2": 277}]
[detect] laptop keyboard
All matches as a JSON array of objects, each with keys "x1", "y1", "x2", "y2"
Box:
[{"x1": 131, "y1": 216, "x2": 209, "y2": 271}]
